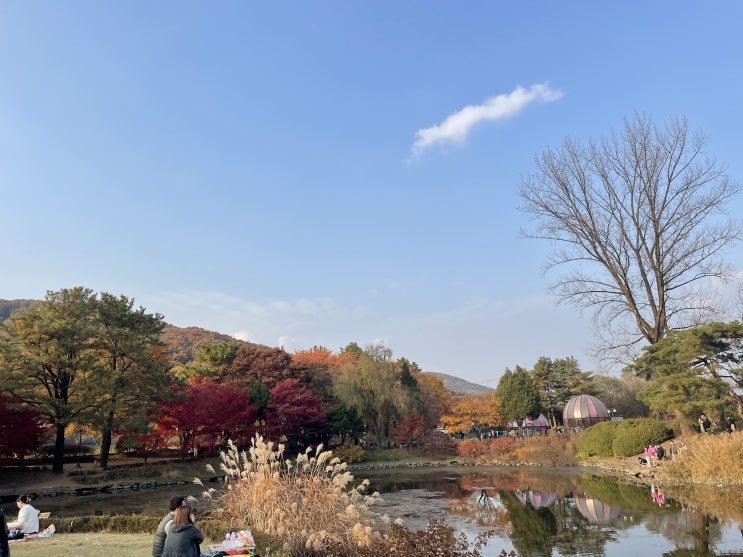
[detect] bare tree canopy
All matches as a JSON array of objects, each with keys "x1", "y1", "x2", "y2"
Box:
[{"x1": 519, "y1": 114, "x2": 741, "y2": 361}]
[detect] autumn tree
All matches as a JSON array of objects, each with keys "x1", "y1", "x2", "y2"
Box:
[
  {"x1": 519, "y1": 114, "x2": 741, "y2": 362},
  {"x1": 227, "y1": 344, "x2": 305, "y2": 389},
  {"x1": 628, "y1": 321, "x2": 743, "y2": 423},
  {"x1": 495, "y1": 366, "x2": 542, "y2": 427},
  {"x1": 0, "y1": 287, "x2": 100, "y2": 473},
  {"x1": 415, "y1": 372, "x2": 452, "y2": 430},
  {"x1": 0, "y1": 395, "x2": 45, "y2": 460},
  {"x1": 530, "y1": 356, "x2": 594, "y2": 427},
  {"x1": 90, "y1": 292, "x2": 171, "y2": 469},
  {"x1": 156, "y1": 378, "x2": 256, "y2": 459},
  {"x1": 265, "y1": 378, "x2": 327, "y2": 449},
  {"x1": 441, "y1": 392, "x2": 503, "y2": 438}
]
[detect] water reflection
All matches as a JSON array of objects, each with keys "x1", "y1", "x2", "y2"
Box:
[{"x1": 364, "y1": 467, "x2": 743, "y2": 557}]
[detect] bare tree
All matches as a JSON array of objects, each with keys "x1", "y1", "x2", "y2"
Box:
[{"x1": 519, "y1": 114, "x2": 741, "y2": 364}]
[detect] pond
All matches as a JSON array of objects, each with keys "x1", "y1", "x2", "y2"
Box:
[
  {"x1": 8, "y1": 466, "x2": 743, "y2": 556},
  {"x1": 361, "y1": 466, "x2": 743, "y2": 557}
]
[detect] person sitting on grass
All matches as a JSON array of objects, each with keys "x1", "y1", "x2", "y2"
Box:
[
  {"x1": 153, "y1": 496, "x2": 185, "y2": 557},
  {"x1": 7, "y1": 494, "x2": 39, "y2": 540},
  {"x1": 162, "y1": 505, "x2": 204, "y2": 557}
]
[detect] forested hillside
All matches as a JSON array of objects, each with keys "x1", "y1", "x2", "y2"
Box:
[
  {"x1": 1, "y1": 298, "x2": 485, "y2": 393},
  {"x1": 0, "y1": 299, "x2": 36, "y2": 321}
]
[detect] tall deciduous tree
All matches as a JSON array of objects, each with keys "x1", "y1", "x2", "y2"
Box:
[
  {"x1": 156, "y1": 378, "x2": 255, "y2": 459},
  {"x1": 91, "y1": 293, "x2": 170, "y2": 469},
  {"x1": 332, "y1": 344, "x2": 406, "y2": 446},
  {"x1": 440, "y1": 392, "x2": 503, "y2": 438},
  {"x1": 265, "y1": 378, "x2": 327, "y2": 449},
  {"x1": 519, "y1": 114, "x2": 741, "y2": 361},
  {"x1": 495, "y1": 366, "x2": 542, "y2": 426},
  {"x1": 0, "y1": 287, "x2": 99, "y2": 473},
  {"x1": 628, "y1": 321, "x2": 743, "y2": 422}
]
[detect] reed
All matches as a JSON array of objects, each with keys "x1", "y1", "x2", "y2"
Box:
[
  {"x1": 664, "y1": 431, "x2": 743, "y2": 485},
  {"x1": 196, "y1": 435, "x2": 392, "y2": 557}
]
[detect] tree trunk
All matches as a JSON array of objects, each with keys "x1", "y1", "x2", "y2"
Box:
[
  {"x1": 53, "y1": 424, "x2": 66, "y2": 474},
  {"x1": 99, "y1": 410, "x2": 115, "y2": 470}
]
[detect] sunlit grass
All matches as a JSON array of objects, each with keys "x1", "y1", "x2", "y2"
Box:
[{"x1": 9, "y1": 533, "x2": 152, "y2": 557}]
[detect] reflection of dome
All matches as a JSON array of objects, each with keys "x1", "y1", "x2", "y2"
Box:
[
  {"x1": 563, "y1": 395, "x2": 610, "y2": 428},
  {"x1": 514, "y1": 490, "x2": 557, "y2": 509},
  {"x1": 522, "y1": 414, "x2": 550, "y2": 430},
  {"x1": 573, "y1": 495, "x2": 619, "y2": 524}
]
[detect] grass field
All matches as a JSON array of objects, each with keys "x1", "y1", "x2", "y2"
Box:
[
  {"x1": 9, "y1": 533, "x2": 261, "y2": 557},
  {"x1": 9, "y1": 533, "x2": 153, "y2": 557}
]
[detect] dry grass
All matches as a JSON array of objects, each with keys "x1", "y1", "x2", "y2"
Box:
[
  {"x1": 513, "y1": 433, "x2": 577, "y2": 466},
  {"x1": 664, "y1": 431, "x2": 743, "y2": 484},
  {"x1": 8, "y1": 533, "x2": 151, "y2": 557},
  {"x1": 197, "y1": 435, "x2": 392, "y2": 557}
]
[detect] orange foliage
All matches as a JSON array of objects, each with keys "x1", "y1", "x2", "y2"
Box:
[
  {"x1": 415, "y1": 373, "x2": 452, "y2": 429},
  {"x1": 441, "y1": 392, "x2": 503, "y2": 436},
  {"x1": 396, "y1": 414, "x2": 425, "y2": 444},
  {"x1": 457, "y1": 438, "x2": 516, "y2": 461}
]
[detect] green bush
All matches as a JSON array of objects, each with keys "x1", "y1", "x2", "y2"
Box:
[
  {"x1": 332, "y1": 444, "x2": 365, "y2": 463},
  {"x1": 575, "y1": 421, "x2": 622, "y2": 460},
  {"x1": 611, "y1": 418, "x2": 673, "y2": 457}
]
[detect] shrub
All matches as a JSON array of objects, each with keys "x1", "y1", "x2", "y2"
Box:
[
  {"x1": 357, "y1": 519, "x2": 500, "y2": 557},
  {"x1": 575, "y1": 421, "x2": 622, "y2": 460},
  {"x1": 514, "y1": 433, "x2": 576, "y2": 466},
  {"x1": 611, "y1": 418, "x2": 673, "y2": 457},
  {"x1": 333, "y1": 444, "x2": 365, "y2": 463},
  {"x1": 197, "y1": 435, "x2": 391, "y2": 557},
  {"x1": 457, "y1": 438, "x2": 516, "y2": 463}
]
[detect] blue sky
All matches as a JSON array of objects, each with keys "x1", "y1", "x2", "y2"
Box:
[{"x1": 1, "y1": 2, "x2": 742, "y2": 387}]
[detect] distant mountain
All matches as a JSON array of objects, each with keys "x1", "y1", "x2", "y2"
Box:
[
  {"x1": 161, "y1": 325, "x2": 254, "y2": 365},
  {"x1": 1, "y1": 299, "x2": 484, "y2": 390},
  {"x1": 0, "y1": 299, "x2": 36, "y2": 321},
  {"x1": 425, "y1": 371, "x2": 494, "y2": 396}
]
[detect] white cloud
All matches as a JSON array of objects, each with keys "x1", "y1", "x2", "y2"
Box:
[{"x1": 411, "y1": 83, "x2": 563, "y2": 157}]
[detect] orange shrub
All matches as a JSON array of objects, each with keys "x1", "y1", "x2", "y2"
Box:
[
  {"x1": 513, "y1": 432, "x2": 577, "y2": 466},
  {"x1": 457, "y1": 437, "x2": 516, "y2": 462}
]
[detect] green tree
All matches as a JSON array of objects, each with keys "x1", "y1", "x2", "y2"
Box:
[
  {"x1": 326, "y1": 401, "x2": 365, "y2": 446},
  {"x1": 192, "y1": 342, "x2": 240, "y2": 379},
  {"x1": 628, "y1": 321, "x2": 743, "y2": 423},
  {"x1": 519, "y1": 114, "x2": 741, "y2": 361},
  {"x1": 332, "y1": 343, "x2": 406, "y2": 446},
  {"x1": 530, "y1": 356, "x2": 594, "y2": 427},
  {"x1": 495, "y1": 366, "x2": 542, "y2": 427},
  {"x1": 91, "y1": 292, "x2": 170, "y2": 470},
  {"x1": 0, "y1": 287, "x2": 99, "y2": 473}
]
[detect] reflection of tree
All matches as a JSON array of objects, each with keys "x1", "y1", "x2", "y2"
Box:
[
  {"x1": 502, "y1": 492, "x2": 557, "y2": 557},
  {"x1": 447, "y1": 490, "x2": 511, "y2": 531},
  {"x1": 644, "y1": 509, "x2": 725, "y2": 557},
  {"x1": 551, "y1": 498, "x2": 616, "y2": 557}
]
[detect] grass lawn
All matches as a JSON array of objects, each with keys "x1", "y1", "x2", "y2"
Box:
[
  {"x1": 9, "y1": 533, "x2": 267, "y2": 556},
  {"x1": 9, "y1": 533, "x2": 173, "y2": 557}
]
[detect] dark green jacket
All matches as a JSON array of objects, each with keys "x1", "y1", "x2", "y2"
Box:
[{"x1": 152, "y1": 511, "x2": 174, "y2": 557}]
